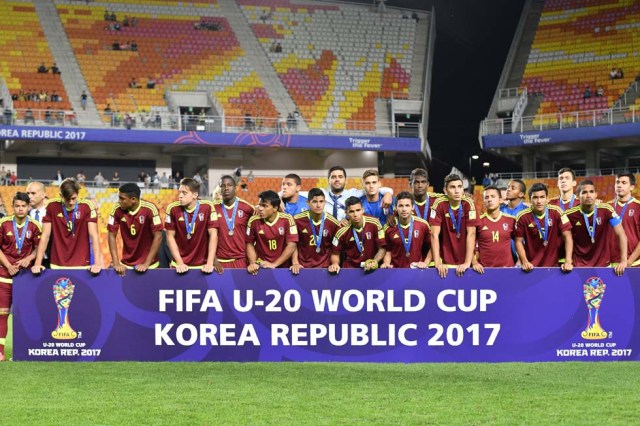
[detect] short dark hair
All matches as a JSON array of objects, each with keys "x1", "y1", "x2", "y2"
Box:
[
  {"x1": 409, "y1": 168, "x2": 429, "y2": 185},
  {"x1": 444, "y1": 173, "x2": 462, "y2": 188},
  {"x1": 328, "y1": 166, "x2": 346, "y2": 179},
  {"x1": 528, "y1": 182, "x2": 548, "y2": 198},
  {"x1": 258, "y1": 190, "x2": 281, "y2": 208},
  {"x1": 616, "y1": 172, "x2": 636, "y2": 186},
  {"x1": 119, "y1": 183, "x2": 141, "y2": 199},
  {"x1": 395, "y1": 191, "x2": 414, "y2": 205},
  {"x1": 13, "y1": 192, "x2": 30, "y2": 205},
  {"x1": 577, "y1": 179, "x2": 595, "y2": 194},
  {"x1": 511, "y1": 179, "x2": 526, "y2": 195},
  {"x1": 344, "y1": 196, "x2": 362, "y2": 210},
  {"x1": 60, "y1": 178, "x2": 81, "y2": 200},
  {"x1": 483, "y1": 185, "x2": 500, "y2": 197},
  {"x1": 558, "y1": 167, "x2": 576, "y2": 180},
  {"x1": 284, "y1": 173, "x2": 301, "y2": 186},
  {"x1": 180, "y1": 178, "x2": 200, "y2": 194},
  {"x1": 219, "y1": 175, "x2": 235, "y2": 185},
  {"x1": 307, "y1": 187, "x2": 324, "y2": 200}
]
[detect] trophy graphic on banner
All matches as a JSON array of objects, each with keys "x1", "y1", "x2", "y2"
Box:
[
  {"x1": 51, "y1": 277, "x2": 78, "y2": 340},
  {"x1": 581, "y1": 276, "x2": 608, "y2": 340}
]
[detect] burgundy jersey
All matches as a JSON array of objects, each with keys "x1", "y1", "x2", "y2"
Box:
[
  {"x1": 565, "y1": 204, "x2": 621, "y2": 267},
  {"x1": 294, "y1": 211, "x2": 340, "y2": 268},
  {"x1": 549, "y1": 195, "x2": 580, "y2": 213},
  {"x1": 430, "y1": 197, "x2": 479, "y2": 265},
  {"x1": 107, "y1": 200, "x2": 163, "y2": 267},
  {"x1": 246, "y1": 212, "x2": 298, "y2": 267},
  {"x1": 412, "y1": 192, "x2": 444, "y2": 223},
  {"x1": 44, "y1": 198, "x2": 98, "y2": 268},
  {"x1": 609, "y1": 198, "x2": 640, "y2": 265},
  {"x1": 383, "y1": 217, "x2": 430, "y2": 268},
  {"x1": 332, "y1": 216, "x2": 386, "y2": 268},
  {"x1": 515, "y1": 206, "x2": 571, "y2": 267},
  {"x1": 0, "y1": 216, "x2": 41, "y2": 282},
  {"x1": 213, "y1": 198, "x2": 255, "y2": 263},
  {"x1": 165, "y1": 200, "x2": 218, "y2": 267},
  {"x1": 475, "y1": 212, "x2": 516, "y2": 267}
]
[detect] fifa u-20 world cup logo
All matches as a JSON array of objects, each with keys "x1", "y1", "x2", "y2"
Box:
[
  {"x1": 581, "y1": 276, "x2": 608, "y2": 340},
  {"x1": 51, "y1": 277, "x2": 78, "y2": 340}
]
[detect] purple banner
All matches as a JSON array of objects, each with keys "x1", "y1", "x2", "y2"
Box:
[
  {"x1": 0, "y1": 125, "x2": 421, "y2": 152},
  {"x1": 12, "y1": 269, "x2": 640, "y2": 362}
]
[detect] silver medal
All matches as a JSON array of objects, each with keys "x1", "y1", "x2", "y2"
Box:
[
  {"x1": 316, "y1": 247, "x2": 321, "y2": 253},
  {"x1": 229, "y1": 230, "x2": 234, "y2": 236},
  {"x1": 187, "y1": 234, "x2": 192, "y2": 240}
]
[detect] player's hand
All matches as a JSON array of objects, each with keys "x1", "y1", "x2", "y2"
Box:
[
  {"x1": 472, "y1": 262, "x2": 484, "y2": 274},
  {"x1": 561, "y1": 261, "x2": 573, "y2": 273},
  {"x1": 89, "y1": 264, "x2": 101, "y2": 275},
  {"x1": 290, "y1": 263, "x2": 303, "y2": 275},
  {"x1": 363, "y1": 259, "x2": 379, "y2": 272},
  {"x1": 31, "y1": 264, "x2": 45, "y2": 275},
  {"x1": 175, "y1": 264, "x2": 189, "y2": 274},
  {"x1": 247, "y1": 263, "x2": 260, "y2": 275},
  {"x1": 201, "y1": 264, "x2": 214, "y2": 274},
  {"x1": 15, "y1": 258, "x2": 32, "y2": 269},
  {"x1": 435, "y1": 262, "x2": 448, "y2": 278},
  {"x1": 521, "y1": 261, "x2": 534, "y2": 272},
  {"x1": 113, "y1": 263, "x2": 127, "y2": 277},
  {"x1": 260, "y1": 261, "x2": 276, "y2": 269},
  {"x1": 7, "y1": 265, "x2": 19, "y2": 276},
  {"x1": 328, "y1": 264, "x2": 340, "y2": 274},
  {"x1": 615, "y1": 260, "x2": 627, "y2": 276},
  {"x1": 339, "y1": 218, "x2": 349, "y2": 227},
  {"x1": 386, "y1": 214, "x2": 397, "y2": 227},
  {"x1": 135, "y1": 263, "x2": 150, "y2": 273},
  {"x1": 381, "y1": 192, "x2": 393, "y2": 208},
  {"x1": 213, "y1": 260, "x2": 224, "y2": 274},
  {"x1": 415, "y1": 261, "x2": 428, "y2": 269},
  {"x1": 456, "y1": 262, "x2": 470, "y2": 277},
  {"x1": 380, "y1": 263, "x2": 393, "y2": 269}
]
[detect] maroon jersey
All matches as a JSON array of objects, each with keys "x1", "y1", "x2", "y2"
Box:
[
  {"x1": 549, "y1": 195, "x2": 580, "y2": 213},
  {"x1": 565, "y1": 204, "x2": 621, "y2": 267},
  {"x1": 165, "y1": 200, "x2": 218, "y2": 267},
  {"x1": 246, "y1": 212, "x2": 298, "y2": 267},
  {"x1": 107, "y1": 200, "x2": 163, "y2": 267},
  {"x1": 332, "y1": 216, "x2": 386, "y2": 268},
  {"x1": 213, "y1": 198, "x2": 255, "y2": 263},
  {"x1": 610, "y1": 198, "x2": 640, "y2": 265},
  {"x1": 412, "y1": 192, "x2": 444, "y2": 223},
  {"x1": 0, "y1": 216, "x2": 41, "y2": 283},
  {"x1": 44, "y1": 198, "x2": 98, "y2": 268},
  {"x1": 383, "y1": 217, "x2": 430, "y2": 268},
  {"x1": 475, "y1": 212, "x2": 516, "y2": 267},
  {"x1": 430, "y1": 197, "x2": 479, "y2": 265},
  {"x1": 294, "y1": 211, "x2": 340, "y2": 268},
  {"x1": 515, "y1": 206, "x2": 571, "y2": 267}
]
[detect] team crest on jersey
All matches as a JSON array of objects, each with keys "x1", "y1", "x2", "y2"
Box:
[
  {"x1": 414, "y1": 230, "x2": 419, "y2": 238},
  {"x1": 596, "y1": 217, "x2": 602, "y2": 225},
  {"x1": 630, "y1": 209, "x2": 634, "y2": 217},
  {"x1": 238, "y1": 210, "x2": 244, "y2": 218},
  {"x1": 323, "y1": 229, "x2": 328, "y2": 237},
  {"x1": 503, "y1": 223, "x2": 508, "y2": 231},
  {"x1": 278, "y1": 227, "x2": 284, "y2": 235},
  {"x1": 25, "y1": 230, "x2": 32, "y2": 239},
  {"x1": 75, "y1": 212, "x2": 81, "y2": 219},
  {"x1": 548, "y1": 219, "x2": 553, "y2": 226},
  {"x1": 366, "y1": 232, "x2": 372, "y2": 240},
  {"x1": 139, "y1": 216, "x2": 145, "y2": 224},
  {"x1": 198, "y1": 213, "x2": 204, "y2": 221}
]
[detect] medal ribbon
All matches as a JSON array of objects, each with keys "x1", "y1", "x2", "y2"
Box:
[
  {"x1": 413, "y1": 196, "x2": 430, "y2": 220},
  {"x1": 223, "y1": 198, "x2": 238, "y2": 233},
  {"x1": 352, "y1": 227, "x2": 364, "y2": 255},
  {"x1": 619, "y1": 197, "x2": 634, "y2": 218},
  {"x1": 532, "y1": 208, "x2": 549, "y2": 244},
  {"x1": 183, "y1": 201, "x2": 200, "y2": 237},
  {"x1": 62, "y1": 201, "x2": 79, "y2": 236},
  {"x1": 448, "y1": 204, "x2": 463, "y2": 236},
  {"x1": 13, "y1": 216, "x2": 29, "y2": 253},
  {"x1": 397, "y1": 217, "x2": 414, "y2": 257},
  {"x1": 582, "y1": 205, "x2": 598, "y2": 243},
  {"x1": 560, "y1": 194, "x2": 576, "y2": 212},
  {"x1": 310, "y1": 212, "x2": 326, "y2": 249}
]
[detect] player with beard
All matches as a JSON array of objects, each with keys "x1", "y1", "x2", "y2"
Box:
[{"x1": 610, "y1": 172, "x2": 640, "y2": 267}]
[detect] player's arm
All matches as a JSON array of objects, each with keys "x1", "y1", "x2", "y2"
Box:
[
  {"x1": 88, "y1": 221, "x2": 102, "y2": 274},
  {"x1": 613, "y1": 223, "x2": 628, "y2": 276},
  {"x1": 166, "y1": 229, "x2": 187, "y2": 274},
  {"x1": 471, "y1": 248, "x2": 484, "y2": 275},
  {"x1": 138, "y1": 230, "x2": 162, "y2": 273},
  {"x1": 202, "y1": 227, "x2": 219, "y2": 274},
  {"x1": 264, "y1": 241, "x2": 296, "y2": 269},
  {"x1": 380, "y1": 250, "x2": 393, "y2": 268},
  {"x1": 328, "y1": 252, "x2": 341, "y2": 274},
  {"x1": 515, "y1": 236, "x2": 533, "y2": 272},
  {"x1": 430, "y1": 224, "x2": 447, "y2": 278},
  {"x1": 560, "y1": 230, "x2": 573, "y2": 272},
  {"x1": 246, "y1": 242, "x2": 259, "y2": 275},
  {"x1": 107, "y1": 231, "x2": 126, "y2": 276},
  {"x1": 0, "y1": 240, "x2": 18, "y2": 275},
  {"x1": 456, "y1": 225, "x2": 476, "y2": 277},
  {"x1": 31, "y1": 222, "x2": 51, "y2": 274},
  {"x1": 422, "y1": 248, "x2": 433, "y2": 267},
  {"x1": 290, "y1": 248, "x2": 303, "y2": 274}
]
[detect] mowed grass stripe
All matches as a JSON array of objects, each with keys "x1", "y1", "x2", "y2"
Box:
[{"x1": 1, "y1": 361, "x2": 639, "y2": 424}]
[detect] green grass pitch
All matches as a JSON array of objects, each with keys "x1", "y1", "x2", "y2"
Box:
[{"x1": 3, "y1": 317, "x2": 640, "y2": 424}]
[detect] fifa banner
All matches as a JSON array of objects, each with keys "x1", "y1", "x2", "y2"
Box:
[{"x1": 12, "y1": 269, "x2": 640, "y2": 362}]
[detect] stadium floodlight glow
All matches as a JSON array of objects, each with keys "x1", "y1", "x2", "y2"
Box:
[{"x1": 471, "y1": 155, "x2": 479, "y2": 160}]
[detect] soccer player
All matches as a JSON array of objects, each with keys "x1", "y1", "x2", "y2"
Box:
[
  {"x1": 549, "y1": 167, "x2": 579, "y2": 212},
  {"x1": 165, "y1": 178, "x2": 219, "y2": 274},
  {"x1": 329, "y1": 196, "x2": 386, "y2": 273},
  {"x1": 610, "y1": 172, "x2": 640, "y2": 267},
  {"x1": 212, "y1": 175, "x2": 255, "y2": 270},
  {"x1": 409, "y1": 168, "x2": 442, "y2": 222},
  {"x1": 500, "y1": 179, "x2": 528, "y2": 217},
  {"x1": 565, "y1": 180, "x2": 627, "y2": 275},
  {"x1": 291, "y1": 188, "x2": 340, "y2": 273},
  {"x1": 515, "y1": 183, "x2": 573, "y2": 272},
  {"x1": 323, "y1": 166, "x2": 393, "y2": 221},
  {"x1": 32, "y1": 179, "x2": 102, "y2": 274},
  {"x1": 107, "y1": 183, "x2": 163, "y2": 276},
  {"x1": 430, "y1": 174, "x2": 479, "y2": 278},
  {"x1": 246, "y1": 190, "x2": 298, "y2": 274},
  {"x1": 0, "y1": 192, "x2": 41, "y2": 361},
  {"x1": 381, "y1": 192, "x2": 431, "y2": 268},
  {"x1": 361, "y1": 169, "x2": 394, "y2": 226},
  {"x1": 281, "y1": 173, "x2": 308, "y2": 216},
  {"x1": 472, "y1": 185, "x2": 516, "y2": 273}
]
